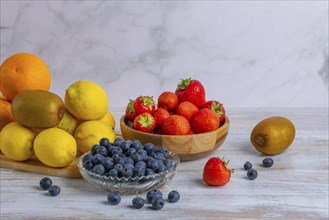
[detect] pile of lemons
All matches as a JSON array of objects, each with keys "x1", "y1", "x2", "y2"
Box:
[{"x1": 0, "y1": 53, "x2": 116, "y2": 168}]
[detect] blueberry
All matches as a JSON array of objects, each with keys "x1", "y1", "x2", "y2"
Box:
[
  {"x1": 163, "y1": 159, "x2": 173, "y2": 169},
  {"x1": 109, "y1": 169, "x2": 118, "y2": 177},
  {"x1": 156, "y1": 164, "x2": 166, "y2": 173},
  {"x1": 122, "y1": 168, "x2": 133, "y2": 178},
  {"x1": 131, "y1": 140, "x2": 143, "y2": 151},
  {"x1": 132, "y1": 153, "x2": 143, "y2": 163},
  {"x1": 262, "y1": 158, "x2": 274, "y2": 168},
  {"x1": 124, "y1": 163, "x2": 134, "y2": 171},
  {"x1": 153, "y1": 152, "x2": 165, "y2": 161},
  {"x1": 104, "y1": 157, "x2": 114, "y2": 171},
  {"x1": 120, "y1": 141, "x2": 131, "y2": 152},
  {"x1": 159, "y1": 148, "x2": 169, "y2": 157},
  {"x1": 114, "y1": 156, "x2": 125, "y2": 166},
  {"x1": 125, "y1": 148, "x2": 137, "y2": 157},
  {"x1": 152, "y1": 198, "x2": 165, "y2": 210},
  {"x1": 124, "y1": 157, "x2": 134, "y2": 165},
  {"x1": 111, "y1": 154, "x2": 121, "y2": 161},
  {"x1": 92, "y1": 164, "x2": 105, "y2": 175},
  {"x1": 247, "y1": 169, "x2": 258, "y2": 180},
  {"x1": 147, "y1": 159, "x2": 160, "y2": 171},
  {"x1": 107, "y1": 192, "x2": 121, "y2": 205},
  {"x1": 144, "y1": 143, "x2": 154, "y2": 154},
  {"x1": 92, "y1": 154, "x2": 105, "y2": 165},
  {"x1": 48, "y1": 185, "x2": 61, "y2": 196},
  {"x1": 94, "y1": 145, "x2": 107, "y2": 156},
  {"x1": 114, "y1": 137, "x2": 125, "y2": 146},
  {"x1": 135, "y1": 161, "x2": 147, "y2": 169},
  {"x1": 132, "y1": 197, "x2": 144, "y2": 209},
  {"x1": 133, "y1": 166, "x2": 145, "y2": 177},
  {"x1": 137, "y1": 149, "x2": 148, "y2": 160},
  {"x1": 99, "y1": 137, "x2": 110, "y2": 147},
  {"x1": 83, "y1": 160, "x2": 94, "y2": 170},
  {"x1": 82, "y1": 153, "x2": 93, "y2": 163},
  {"x1": 153, "y1": 146, "x2": 162, "y2": 153},
  {"x1": 145, "y1": 156, "x2": 154, "y2": 163},
  {"x1": 244, "y1": 161, "x2": 252, "y2": 170},
  {"x1": 39, "y1": 177, "x2": 52, "y2": 190},
  {"x1": 146, "y1": 189, "x2": 163, "y2": 203},
  {"x1": 168, "y1": 190, "x2": 180, "y2": 203},
  {"x1": 145, "y1": 168, "x2": 155, "y2": 176},
  {"x1": 91, "y1": 144, "x2": 101, "y2": 155},
  {"x1": 111, "y1": 147, "x2": 123, "y2": 156},
  {"x1": 114, "y1": 164, "x2": 124, "y2": 175}
]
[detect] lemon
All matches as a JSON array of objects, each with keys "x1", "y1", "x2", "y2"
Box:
[
  {"x1": 64, "y1": 80, "x2": 108, "y2": 120},
  {"x1": 34, "y1": 128, "x2": 77, "y2": 167},
  {"x1": 57, "y1": 110, "x2": 80, "y2": 135},
  {"x1": 74, "y1": 120, "x2": 115, "y2": 153},
  {"x1": 0, "y1": 122, "x2": 35, "y2": 161},
  {"x1": 99, "y1": 111, "x2": 116, "y2": 130}
]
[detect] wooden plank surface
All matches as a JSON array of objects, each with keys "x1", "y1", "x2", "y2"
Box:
[{"x1": 1, "y1": 108, "x2": 328, "y2": 219}]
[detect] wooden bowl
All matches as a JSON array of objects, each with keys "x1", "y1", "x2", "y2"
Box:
[{"x1": 120, "y1": 116, "x2": 230, "y2": 161}]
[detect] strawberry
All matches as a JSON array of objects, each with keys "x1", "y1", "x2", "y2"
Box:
[
  {"x1": 175, "y1": 78, "x2": 206, "y2": 108},
  {"x1": 175, "y1": 101, "x2": 198, "y2": 122},
  {"x1": 125, "y1": 99, "x2": 137, "y2": 121},
  {"x1": 153, "y1": 108, "x2": 170, "y2": 129},
  {"x1": 162, "y1": 115, "x2": 191, "y2": 135},
  {"x1": 133, "y1": 113, "x2": 155, "y2": 133},
  {"x1": 191, "y1": 108, "x2": 219, "y2": 134},
  {"x1": 203, "y1": 157, "x2": 234, "y2": 186},
  {"x1": 158, "y1": 91, "x2": 178, "y2": 112},
  {"x1": 134, "y1": 96, "x2": 156, "y2": 115},
  {"x1": 202, "y1": 100, "x2": 226, "y2": 123},
  {"x1": 203, "y1": 157, "x2": 233, "y2": 186}
]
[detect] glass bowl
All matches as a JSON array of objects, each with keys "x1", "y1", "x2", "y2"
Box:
[{"x1": 77, "y1": 151, "x2": 180, "y2": 194}]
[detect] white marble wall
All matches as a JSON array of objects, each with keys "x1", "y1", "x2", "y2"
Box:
[{"x1": 1, "y1": 1, "x2": 328, "y2": 110}]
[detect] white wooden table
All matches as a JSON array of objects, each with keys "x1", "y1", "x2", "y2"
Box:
[{"x1": 1, "y1": 108, "x2": 328, "y2": 219}]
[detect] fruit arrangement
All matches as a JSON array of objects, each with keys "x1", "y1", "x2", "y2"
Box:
[
  {"x1": 0, "y1": 52, "x2": 116, "y2": 168},
  {"x1": 124, "y1": 78, "x2": 226, "y2": 135}
]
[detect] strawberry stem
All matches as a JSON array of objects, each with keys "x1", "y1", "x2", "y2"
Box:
[
  {"x1": 140, "y1": 96, "x2": 155, "y2": 109},
  {"x1": 139, "y1": 113, "x2": 154, "y2": 128}
]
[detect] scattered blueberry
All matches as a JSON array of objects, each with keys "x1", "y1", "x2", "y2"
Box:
[
  {"x1": 247, "y1": 169, "x2": 258, "y2": 180},
  {"x1": 146, "y1": 189, "x2": 163, "y2": 203},
  {"x1": 243, "y1": 161, "x2": 252, "y2": 170},
  {"x1": 107, "y1": 192, "x2": 121, "y2": 205},
  {"x1": 152, "y1": 198, "x2": 165, "y2": 210},
  {"x1": 48, "y1": 185, "x2": 61, "y2": 196},
  {"x1": 168, "y1": 190, "x2": 180, "y2": 203},
  {"x1": 262, "y1": 158, "x2": 274, "y2": 168},
  {"x1": 132, "y1": 197, "x2": 145, "y2": 209},
  {"x1": 39, "y1": 177, "x2": 52, "y2": 190}
]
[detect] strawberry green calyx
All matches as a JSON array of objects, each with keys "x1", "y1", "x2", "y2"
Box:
[
  {"x1": 211, "y1": 102, "x2": 224, "y2": 117},
  {"x1": 222, "y1": 158, "x2": 234, "y2": 173},
  {"x1": 127, "y1": 100, "x2": 135, "y2": 115},
  {"x1": 138, "y1": 113, "x2": 154, "y2": 128},
  {"x1": 177, "y1": 78, "x2": 192, "y2": 90},
  {"x1": 140, "y1": 96, "x2": 155, "y2": 109}
]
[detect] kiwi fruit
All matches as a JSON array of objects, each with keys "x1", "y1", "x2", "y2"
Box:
[{"x1": 11, "y1": 90, "x2": 64, "y2": 129}]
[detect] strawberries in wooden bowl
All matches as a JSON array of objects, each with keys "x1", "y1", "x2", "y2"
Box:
[{"x1": 120, "y1": 78, "x2": 230, "y2": 161}]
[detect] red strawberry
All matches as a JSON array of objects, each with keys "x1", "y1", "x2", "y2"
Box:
[
  {"x1": 175, "y1": 78, "x2": 206, "y2": 108},
  {"x1": 153, "y1": 108, "x2": 170, "y2": 129},
  {"x1": 125, "y1": 99, "x2": 138, "y2": 121},
  {"x1": 154, "y1": 129, "x2": 163, "y2": 135},
  {"x1": 134, "y1": 96, "x2": 156, "y2": 115},
  {"x1": 191, "y1": 108, "x2": 219, "y2": 134},
  {"x1": 133, "y1": 113, "x2": 155, "y2": 133},
  {"x1": 158, "y1": 91, "x2": 179, "y2": 112},
  {"x1": 203, "y1": 157, "x2": 233, "y2": 186},
  {"x1": 202, "y1": 100, "x2": 226, "y2": 123},
  {"x1": 175, "y1": 101, "x2": 198, "y2": 122},
  {"x1": 162, "y1": 115, "x2": 191, "y2": 135}
]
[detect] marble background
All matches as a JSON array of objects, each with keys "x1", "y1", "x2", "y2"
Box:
[{"x1": 1, "y1": 1, "x2": 328, "y2": 111}]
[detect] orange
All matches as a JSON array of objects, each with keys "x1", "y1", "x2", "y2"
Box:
[
  {"x1": 0, "y1": 52, "x2": 51, "y2": 101},
  {"x1": 0, "y1": 96, "x2": 15, "y2": 130}
]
